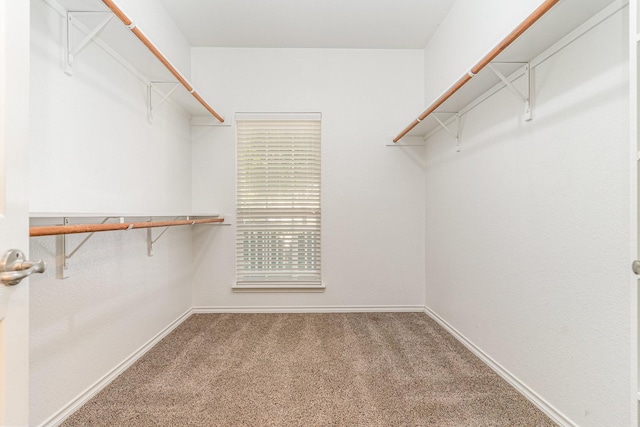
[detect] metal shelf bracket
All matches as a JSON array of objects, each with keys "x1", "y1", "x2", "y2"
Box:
[
  {"x1": 147, "y1": 216, "x2": 189, "y2": 256},
  {"x1": 433, "y1": 112, "x2": 461, "y2": 152},
  {"x1": 57, "y1": 217, "x2": 120, "y2": 278},
  {"x1": 147, "y1": 82, "x2": 180, "y2": 123},
  {"x1": 65, "y1": 11, "x2": 113, "y2": 75},
  {"x1": 488, "y1": 62, "x2": 532, "y2": 121}
]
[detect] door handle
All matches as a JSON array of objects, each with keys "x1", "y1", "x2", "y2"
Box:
[{"x1": 0, "y1": 249, "x2": 45, "y2": 286}]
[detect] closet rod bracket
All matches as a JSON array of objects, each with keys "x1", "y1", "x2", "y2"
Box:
[
  {"x1": 488, "y1": 62, "x2": 532, "y2": 121},
  {"x1": 147, "y1": 216, "x2": 193, "y2": 256},
  {"x1": 433, "y1": 112, "x2": 461, "y2": 152},
  {"x1": 147, "y1": 82, "x2": 180, "y2": 123},
  {"x1": 65, "y1": 11, "x2": 114, "y2": 76},
  {"x1": 57, "y1": 216, "x2": 121, "y2": 278}
]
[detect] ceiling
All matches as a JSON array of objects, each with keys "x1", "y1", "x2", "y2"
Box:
[{"x1": 157, "y1": 0, "x2": 457, "y2": 49}]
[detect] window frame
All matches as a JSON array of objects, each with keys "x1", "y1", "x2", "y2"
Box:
[{"x1": 233, "y1": 112, "x2": 324, "y2": 293}]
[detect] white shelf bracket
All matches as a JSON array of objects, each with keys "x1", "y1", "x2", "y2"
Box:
[
  {"x1": 147, "y1": 216, "x2": 187, "y2": 256},
  {"x1": 56, "y1": 216, "x2": 120, "y2": 278},
  {"x1": 147, "y1": 82, "x2": 180, "y2": 123},
  {"x1": 433, "y1": 112, "x2": 461, "y2": 152},
  {"x1": 65, "y1": 12, "x2": 114, "y2": 75},
  {"x1": 488, "y1": 62, "x2": 532, "y2": 121}
]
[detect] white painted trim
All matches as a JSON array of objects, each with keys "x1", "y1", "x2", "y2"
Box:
[
  {"x1": 193, "y1": 305, "x2": 424, "y2": 314},
  {"x1": 232, "y1": 283, "x2": 326, "y2": 293},
  {"x1": 190, "y1": 116, "x2": 233, "y2": 127},
  {"x1": 235, "y1": 112, "x2": 321, "y2": 121},
  {"x1": 39, "y1": 309, "x2": 193, "y2": 427},
  {"x1": 423, "y1": 306, "x2": 577, "y2": 427}
]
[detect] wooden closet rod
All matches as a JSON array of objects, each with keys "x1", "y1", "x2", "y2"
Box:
[
  {"x1": 101, "y1": 0, "x2": 225, "y2": 123},
  {"x1": 30, "y1": 218, "x2": 225, "y2": 237},
  {"x1": 393, "y1": 0, "x2": 559, "y2": 143}
]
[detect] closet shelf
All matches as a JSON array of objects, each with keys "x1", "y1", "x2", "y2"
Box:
[
  {"x1": 44, "y1": 0, "x2": 224, "y2": 121},
  {"x1": 29, "y1": 213, "x2": 226, "y2": 273},
  {"x1": 29, "y1": 212, "x2": 221, "y2": 218},
  {"x1": 393, "y1": 0, "x2": 617, "y2": 143},
  {"x1": 29, "y1": 215, "x2": 225, "y2": 237}
]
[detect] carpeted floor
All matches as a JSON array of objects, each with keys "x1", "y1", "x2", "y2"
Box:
[{"x1": 62, "y1": 313, "x2": 556, "y2": 426}]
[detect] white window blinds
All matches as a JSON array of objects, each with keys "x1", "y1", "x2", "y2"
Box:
[{"x1": 236, "y1": 113, "x2": 321, "y2": 288}]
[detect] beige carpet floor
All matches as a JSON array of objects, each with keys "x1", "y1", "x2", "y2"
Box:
[{"x1": 62, "y1": 313, "x2": 556, "y2": 426}]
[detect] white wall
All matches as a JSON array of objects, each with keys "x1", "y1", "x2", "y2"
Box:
[
  {"x1": 29, "y1": 0, "x2": 192, "y2": 214},
  {"x1": 29, "y1": 0, "x2": 195, "y2": 425},
  {"x1": 29, "y1": 225, "x2": 193, "y2": 426},
  {"x1": 112, "y1": 0, "x2": 192, "y2": 78},
  {"x1": 423, "y1": 6, "x2": 629, "y2": 426},
  {"x1": 190, "y1": 48, "x2": 426, "y2": 310}
]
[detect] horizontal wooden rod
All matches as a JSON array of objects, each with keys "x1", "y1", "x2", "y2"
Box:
[
  {"x1": 192, "y1": 91, "x2": 225, "y2": 123},
  {"x1": 30, "y1": 218, "x2": 225, "y2": 237},
  {"x1": 100, "y1": 0, "x2": 224, "y2": 123},
  {"x1": 393, "y1": 0, "x2": 559, "y2": 143}
]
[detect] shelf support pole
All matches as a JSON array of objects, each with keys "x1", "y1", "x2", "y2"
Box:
[
  {"x1": 433, "y1": 113, "x2": 461, "y2": 152},
  {"x1": 488, "y1": 62, "x2": 532, "y2": 121},
  {"x1": 66, "y1": 12, "x2": 113, "y2": 75}
]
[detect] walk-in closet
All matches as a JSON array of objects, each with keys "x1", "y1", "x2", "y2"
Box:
[{"x1": 0, "y1": 0, "x2": 636, "y2": 425}]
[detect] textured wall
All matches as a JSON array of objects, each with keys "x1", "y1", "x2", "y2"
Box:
[
  {"x1": 29, "y1": 226, "x2": 193, "y2": 426},
  {"x1": 423, "y1": 8, "x2": 629, "y2": 426},
  {"x1": 190, "y1": 48, "x2": 427, "y2": 310},
  {"x1": 29, "y1": 1, "x2": 195, "y2": 425},
  {"x1": 29, "y1": 0, "x2": 192, "y2": 214}
]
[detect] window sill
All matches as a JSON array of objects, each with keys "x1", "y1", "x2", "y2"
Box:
[{"x1": 233, "y1": 282, "x2": 325, "y2": 293}]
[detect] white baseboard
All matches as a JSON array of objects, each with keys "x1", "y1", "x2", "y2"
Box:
[
  {"x1": 193, "y1": 305, "x2": 425, "y2": 313},
  {"x1": 423, "y1": 306, "x2": 576, "y2": 427},
  {"x1": 39, "y1": 309, "x2": 193, "y2": 427}
]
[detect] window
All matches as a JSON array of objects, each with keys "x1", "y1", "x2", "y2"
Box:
[{"x1": 234, "y1": 113, "x2": 322, "y2": 291}]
